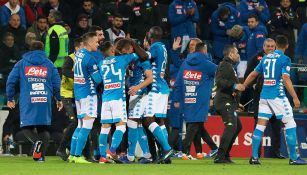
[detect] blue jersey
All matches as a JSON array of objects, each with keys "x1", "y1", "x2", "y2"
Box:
[
  {"x1": 255, "y1": 50, "x2": 291, "y2": 99},
  {"x1": 128, "y1": 60, "x2": 151, "y2": 95},
  {"x1": 99, "y1": 53, "x2": 139, "y2": 102},
  {"x1": 74, "y1": 48, "x2": 101, "y2": 100},
  {"x1": 149, "y1": 42, "x2": 169, "y2": 94}
]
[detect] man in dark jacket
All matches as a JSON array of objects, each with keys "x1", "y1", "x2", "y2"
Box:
[
  {"x1": 6, "y1": 41, "x2": 63, "y2": 162},
  {"x1": 214, "y1": 45, "x2": 244, "y2": 163}
]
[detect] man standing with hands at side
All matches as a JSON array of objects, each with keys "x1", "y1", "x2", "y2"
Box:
[{"x1": 214, "y1": 45, "x2": 245, "y2": 163}]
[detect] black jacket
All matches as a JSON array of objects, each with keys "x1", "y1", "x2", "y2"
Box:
[{"x1": 214, "y1": 57, "x2": 240, "y2": 110}]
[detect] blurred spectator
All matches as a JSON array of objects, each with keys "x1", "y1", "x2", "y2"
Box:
[
  {"x1": 45, "y1": 9, "x2": 69, "y2": 72},
  {"x1": 0, "y1": 0, "x2": 27, "y2": 29},
  {"x1": 43, "y1": 0, "x2": 73, "y2": 26},
  {"x1": 105, "y1": 13, "x2": 126, "y2": 44},
  {"x1": 77, "y1": 0, "x2": 107, "y2": 28},
  {"x1": 210, "y1": 2, "x2": 240, "y2": 64},
  {"x1": 69, "y1": 14, "x2": 89, "y2": 42},
  {"x1": 246, "y1": 14, "x2": 267, "y2": 61},
  {"x1": 27, "y1": 15, "x2": 48, "y2": 42},
  {"x1": 296, "y1": 0, "x2": 307, "y2": 25},
  {"x1": 239, "y1": 0, "x2": 270, "y2": 26},
  {"x1": 153, "y1": 0, "x2": 171, "y2": 40},
  {"x1": 99, "y1": 0, "x2": 118, "y2": 29},
  {"x1": 24, "y1": 0, "x2": 44, "y2": 26},
  {"x1": 168, "y1": 0, "x2": 199, "y2": 45},
  {"x1": 229, "y1": 25, "x2": 250, "y2": 80},
  {"x1": 24, "y1": 32, "x2": 36, "y2": 52},
  {"x1": 0, "y1": 32, "x2": 21, "y2": 85},
  {"x1": 127, "y1": 0, "x2": 154, "y2": 44},
  {"x1": 117, "y1": 0, "x2": 134, "y2": 33},
  {"x1": 267, "y1": 0, "x2": 300, "y2": 58},
  {"x1": 1, "y1": 14, "x2": 26, "y2": 51}
]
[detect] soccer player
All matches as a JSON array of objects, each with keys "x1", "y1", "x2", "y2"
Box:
[
  {"x1": 68, "y1": 32, "x2": 102, "y2": 163},
  {"x1": 126, "y1": 39, "x2": 153, "y2": 163},
  {"x1": 244, "y1": 35, "x2": 307, "y2": 165},
  {"x1": 143, "y1": 26, "x2": 174, "y2": 162},
  {"x1": 98, "y1": 39, "x2": 149, "y2": 163}
]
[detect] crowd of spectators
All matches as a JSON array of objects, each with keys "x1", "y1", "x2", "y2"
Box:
[{"x1": 0, "y1": 0, "x2": 306, "y2": 155}]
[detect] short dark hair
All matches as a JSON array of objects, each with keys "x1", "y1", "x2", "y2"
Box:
[
  {"x1": 195, "y1": 42, "x2": 206, "y2": 52},
  {"x1": 30, "y1": 41, "x2": 44, "y2": 51},
  {"x1": 101, "y1": 41, "x2": 113, "y2": 54},
  {"x1": 82, "y1": 32, "x2": 97, "y2": 43},
  {"x1": 2, "y1": 32, "x2": 14, "y2": 41},
  {"x1": 115, "y1": 38, "x2": 131, "y2": 54},
  {"x1": 275, "y1": 35, "x2": 288, "y2": 49},
  {"x1": 223, "y1": 45, "x2": 236, "y2": 57},
  {"x1": 247, "y1": 14, "x2": 259, "y2": 21},
  {"x1": 88, "y1": 25, "x2": 102, "y2": 33},
  {"x1": 74, "y1": 38, "x2": 83, "y2": 48},
  {"x1": 113, "y1": 13, "x2": 123, "y2": 19},
  {"x1": 148, "y1": 26, "x2": 163, "y2": 40},
  {"x1": 83, "y1": 0, "x2": 93, "y2": 3},
  {"x1": 218, "y1": 6, "x2": 230, "y2": 18},
  {"x1": 37, "y1": 15, "x2": 47, "y2": 21}
]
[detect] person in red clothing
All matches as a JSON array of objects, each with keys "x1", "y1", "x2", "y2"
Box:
[{"x1": 24, "y1": 0, "x2": 43, "y2": 26}]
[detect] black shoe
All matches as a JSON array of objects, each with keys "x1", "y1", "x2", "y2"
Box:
[
  {"x1": 249, "y1": 157, "x2": 261, "y2": 165},
  {"x1": 225, "y1": 157, "x2": 235, "y2": 164},
  {"x1": 56, "y1": 150, "x2": 68, "y2": 161},
  {"x1": 275, "y1": 153, "x2": 286, "y2": 159},
  {"x1": 162, "y1": 149, "x2": 174, "y2": 161},
  {"x1": 214, "y1": 157, "x2": 229, "y2": 164},
  {"x1": 162, "y1": 158, "x2": 172, "y2": 164}
]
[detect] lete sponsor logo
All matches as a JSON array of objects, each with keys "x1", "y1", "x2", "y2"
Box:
[
  {"x1": 31, "y1": 97, "x2": 47, "y2": 103},
  {"x1": 25, "y1": 67, "x2": 48, "y2": 77},
  {"x1": 104, "y1": 82, "x2": 121, "y2": 90},
  {"x1": 183, "y1": 70, "x2": 202, "y2": 81}
]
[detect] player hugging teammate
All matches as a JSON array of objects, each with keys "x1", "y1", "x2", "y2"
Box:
[{"x1": 69, "y1": 26, "x2": 174, "y2": 164}]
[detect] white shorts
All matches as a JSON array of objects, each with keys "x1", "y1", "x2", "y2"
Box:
[
  {"x1": 128, "y1": 94, "x2": 147, "y2": 119},
  {"x1": 237, "y1": 61, "x2": 247, "y2": 78},
  {"x1": 101, "y1": 99, "x2": 127, "y2": 124},
  {"x1": 258, "y1": 97, "x2": 293, "y2": 120},
  {"x1": 75, "y1": 95, "x2": 97, "y2": 119},
  {"x1": 144, "y1": 92, "x2": 168, "y2": 118}
]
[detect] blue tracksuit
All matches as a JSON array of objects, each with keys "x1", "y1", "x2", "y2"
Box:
[
  {"x1": 210, "y1": 3, "x2": 240, "y2": 62},
  {"x1": 295, "y1": 23, "x2": 307, "y2": 80},
  {"x1": 247, "y1": 24, "x2": 267, "y2": 61},
  {"x1": 239, "y1": 0, "x2": 270, "y2": 26},
  {"x1": 232, "y1": 26, "x2": 250, "y2": 61},
  {"x1": 168, "y1": 0, "x2": 199, "y2": 40},
  {"x1": 6, "y1": 50, "x2": 61, "y2": 127},
  {"x1": 173, "y1": 52, "x2": 217, "y2": 123},
  {"x1": 0, "y1": 4, "x2": 27, "y2": 29}
]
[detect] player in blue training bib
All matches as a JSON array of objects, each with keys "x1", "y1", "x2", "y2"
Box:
[
  {"x1": 244, "y1": 35, "x2": 307, "y2": 165},
  {"x1": 97, "y1": 39, "x2": 150, "y2": 163},
  {"x1": 69, "y1": 32, "x2": 102, "y2": 164}
]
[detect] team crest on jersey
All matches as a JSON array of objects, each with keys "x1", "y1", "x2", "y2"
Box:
[
  {"x1": 25, "y1": 67, "x2": 48, "y2": 77},
  {"x1": 104, "y1": 82, "x2": 121, "y2": 90},
  {"x1": 183, "y1": 70, "x2": 202, "y2": 81}
]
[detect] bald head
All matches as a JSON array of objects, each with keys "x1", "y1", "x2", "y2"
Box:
[{"x1": 9, "y1": 14, "x2": 21, "y2": 29}]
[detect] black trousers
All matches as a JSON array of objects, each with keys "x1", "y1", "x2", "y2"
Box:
[
  {"x1": 182, "y1": 122, "x2": 217, "y2": 154},
  {"x1": 216, "y1": 108, "x2": 242, "y2": 159},
  {"x1": 21, "y1": 125, "x2": 50, "y2": 157},
  {"x1": 193, "y1": 127, "x2": 218, "y2": 153}
]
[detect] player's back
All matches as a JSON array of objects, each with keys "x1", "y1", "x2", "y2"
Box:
[
  {"x1": 149, "y1": 42, "x2": 169, "y2": 94},
  {"x1": 74, "y1": 48, "x2": 97, "y2": 100},
  {"x1": 256, "y1": 50, "x2": 291, "y2": 99},
  {"x1": 100, "y1": 53, "x2": 139, "y2": 101}
]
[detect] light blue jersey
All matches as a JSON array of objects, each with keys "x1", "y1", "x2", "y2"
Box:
[
  {"x1": 128, "y1": 60, "x2": 151, "y2": 95},
  {"x1": 74, "y1": 48, "x2": 101, "y2": 100},
  {"x1": 99, "y1": 53, "x2": 140, "y2": 102},
  {"x1": 149, "y1": 42, "x2": 169, "y2": 94},
  {"x1": 255, "y1": 50, "x2": 291, "y2": 99}
]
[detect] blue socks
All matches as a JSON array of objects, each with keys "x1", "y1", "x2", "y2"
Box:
[
  {"x1": 161, "y1": 125, "x2": 169, "y2": 141},
  {"x1": 252, "y1": 125, "x2": 266, "y2": 158},
  {"x1": 286, "y1": 127, "x2": 298, "y2": 160},
  {"x1": 138, "y1": 125, "x2": 150, "y2": 156},
  {"x1": 110, "y1": 126, "x2": 126, "y2": 153},
  {"x1": 75, "y1": 128, "x2": 91, "y2": 156},
  {"x1": 149, "y1": 122, "x2": 171, "y2": 151},
  {"x1": 128, "y1": 126, "x2": 138, "y2": 157},
  {"x1": 99, "y1": 133, "x2": 109, "y2": 158},
  {"x1": 70, "y1": 127, "x2": 81, "y2": 156}
]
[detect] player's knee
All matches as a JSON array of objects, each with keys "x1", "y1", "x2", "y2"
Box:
[
  {"x1": 127, "y1": 119, "x2": 138, "y2": 129},
  {"x1": 82, "y1": 118, "x2": 95, "y2": 129},
  {"x1": 282, "y1": 117, "x2": 296, "y2": 129},
  {"x1": 100, "y1": 127, "x2": 111, "y2": 134},
  {"x1": 116, "y1": 125, "x2": 126, "y2": 133}
]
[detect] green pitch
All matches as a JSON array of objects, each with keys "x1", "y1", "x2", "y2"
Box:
[{"x1": 0, "y1": 157, "x2": 306, "y2": 175}]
